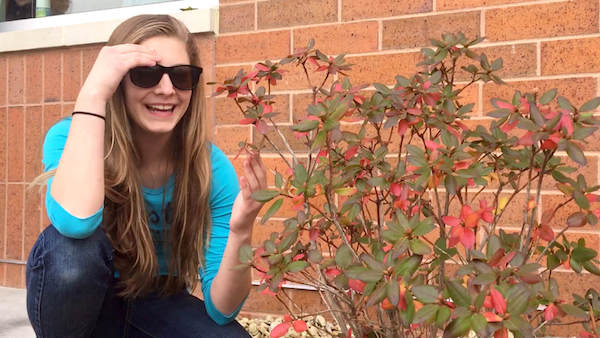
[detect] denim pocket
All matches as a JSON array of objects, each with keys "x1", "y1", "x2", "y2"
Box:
[{"x1": 27, "y1": 231, "x2": 45, "y2": 270}]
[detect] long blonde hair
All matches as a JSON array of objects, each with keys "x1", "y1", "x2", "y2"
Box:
[{"x1": 101, "y1": 15, "x2": 211, "y2": 298}]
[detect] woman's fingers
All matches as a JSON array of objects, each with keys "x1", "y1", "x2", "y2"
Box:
[{"x1": 243, "y1": 158, "x2": 260, "y2": 191}]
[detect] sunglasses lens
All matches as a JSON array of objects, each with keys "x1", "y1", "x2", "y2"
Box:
[
  {"x1": 169, "y1": 66, "x2": 201, "y2": 90},
  {"x1": 129, "y1": 66, "x2": 163, "y2": 88}
]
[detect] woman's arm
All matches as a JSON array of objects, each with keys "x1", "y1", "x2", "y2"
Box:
[
  {"x1": 50, "y1": 45, "x2": 160, "y2": 222},
  {"x1": 206, "y1": 150, "x2": 266, "y2": 319}
]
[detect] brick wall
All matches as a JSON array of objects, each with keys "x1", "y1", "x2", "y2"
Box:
[{"x1": 1, "y1": 0, "x2": 600, "y2": 334}]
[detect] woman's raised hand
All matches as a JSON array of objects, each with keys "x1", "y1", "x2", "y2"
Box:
[
  {"x1": 75, "y1": 44, "x2": 161, "y2": 113},
  {"x1": 229, "y1": 151, "x2": 268, "y2": 236}
]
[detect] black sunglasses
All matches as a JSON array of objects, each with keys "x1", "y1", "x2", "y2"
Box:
[{"x1": 129, "y1": 64, "x2": 203, "y2": 90}]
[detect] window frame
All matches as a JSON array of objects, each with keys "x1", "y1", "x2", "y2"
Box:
[{"x1": 0, "y1": 0, "x2": 218, "y2": 52}]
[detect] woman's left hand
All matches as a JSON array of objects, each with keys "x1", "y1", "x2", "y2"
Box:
[{"x1": 229, "y1": 151, "x2": 267, "y2": 236}]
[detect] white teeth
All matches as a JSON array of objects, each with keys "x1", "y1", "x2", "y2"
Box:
[{"x1": 147, "y1": 104, "x2": 174, "y2": 111}]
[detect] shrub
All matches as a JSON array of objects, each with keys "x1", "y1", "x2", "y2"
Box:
[{"x1": 212, "y1": 33, "x2": 600, "y2": 338}]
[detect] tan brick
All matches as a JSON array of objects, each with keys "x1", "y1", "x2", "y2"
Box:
[
  {"x1": 252, "y1": 219, "x2": 285, "y2": 246},
  {"x1": 7, "y1": 107, "x2": 24, "y2": 182},
  {"x1": 541, "y1": 194, "x2": 600, "y2": 231},
  {"x1": 6, "y1": 184, "x2": 24, "y2": 260},
  {"x1": 8, "y1": 55, "x2": 24, "y2": 105},
  {"x1": 294, "y1": 22, "x2": 379, "y2": 55},
  {"x1": 194, "y1": 33, "x2": 216, "y2": 80},
  {"x1": 482, "y1": 77, "x2": 597, "y2": 114},
  {"x1": 212, "y1": 125, "x2": 252, "y2": 155},
  {"x1": 0, "y1": 185, "x2": 5, "y2": 260},
  {"x1": 438, "y1": 0, "x2": 544, "y2": 10},
  {"x1": 457, "y1": 43, "x2": 537, "y2": 81},
  {"x1": 345, "y1": 52, "x2": 425, "y2": 86},
  {"x1": 213, "y1": 65, "x2": 253, "y2": 89},
  {"x1": 254, "y1": 125, "x2": 307, "y2": 154},
  {"x1": 383, "y1": 12, "x2": 480, "y2": 50},
  {"x1": 0, "y1": 108, "x2": 5, "y2": 182},
  {"x1": 43, "y1": 104, "x2": 62, "y2": 135},
  {"x1": 25, "y1": 52, "x2": 43, "y2": 104},
  {"x1": 542, "y1": 37, "x2": 600, "y2": 75},
  {"x1": 24, "y1": 189, "x2": 41, "y2": 257},
  {"x1": 342, "y1": 0, "x2": 432, "y2": 21},
  {"x1": 216, "y1": 30, "x2": 290, "y2": 64},
  {"x1": 82, "y1": 45, "x2": 102, "y2": 82},
  {"x1": 257, "y1": 0, "x2": 337, "y2": 29},
  {"x1": 220, "y1": 3, "x2": 254, "y2": 33},
  {"x1": 486, "y1": 0, "x2": 598, "y2": 42},
  {"x1": 274, "y1": 61, "x2": 333, "y2": 91},
  {"x1": 216, "y1": 93, "x2": 289, "y2": 125}
]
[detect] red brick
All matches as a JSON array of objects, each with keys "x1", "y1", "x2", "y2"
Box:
[
  {"x1": 8, "y1": 55, "x2": 24, "y2": 105},
  {"x1": 43, "y1": 104, "x2": 63, "y2": 135},
  {"x1": 456, "y1": 82, "x2": 480, "y2": 116},
  {"x1": 219, "y1": 0, "x2": 243, "y2": 4},
  {"x1": 482, "y1": 77, "x2": 596, "y2": 114},
  {"x1": 287, "y1": 288, "x2": 328, "y2": 314},
  {"x1": 294, "y1": 22, "x2": 379, "y2": 55},
  {"x1": 82, "y1": 45, "x2": 102, "y2": 83},
  {"x1": 252, "y1": 219, "x2": 285, "y2": 246},
  {"x1": 542, "y1": 37, "x2": 600, "y2": 76},
  {"x1": 7, "y1": 107, "x2": 24, "y2": 182},
  {"x1": 25, "y1": 52, "x2": 43, "y2": 104},
  {"x1": 214, "y1": 65, "x2": 253, "y2": 88},
  {"x1": 456, "y1": 43, "x2": 537, "y2": 81},
  {"x1": 254, "y1": 125, "x2": 306, "y2": 154},
  {"x1": 194, "y1": 33, "x2": 216, "y2": 80},
  {"x1": 0, "y1": 263, "x2": 4, "y2": 285},
  {"x1": 42, "y1": 186, "x2": 50, "y2": 227},
  {"x1": 5, "y1": 264, "x2": 24, "y2": 288},
  {"x1": 212, "y1": 125, "x2": 252, "y2": 155},
  {"x1": 383, "y1": 12, "x2": 480, "y2": 50},
  {"x1": 216, "y1": 30, "x2": 290, "y2": 64},
  {"x1": 486, "y1": 0, "x2": 598, "y2": 42},
  {"x1": 241, "y1": 286, "x2": 289, "y2": 313},
  {"x1": 215, "y1": 94, "x2": 290, "y2": 125},
  {"x1": 220, "y1": 3, "x2": 255, "y2": 33},
  {"x1": 342, "y1": 0, "x2": 432, "y2": 21},
  {"x1": 0, "y1": 57, "x2": 6, "y2": 107},
  {"x1": 24, "y1": 189, "x2": 41, "y2": 258},
  {"x1": 44, "y1": 50, "x2": 61, "y2": 103},
  {"x1": 0, "y1": 185, "x2": 5, "y2": 260},
  {"x1": 257, "y1": 0, "x2": 337, "y2": 29},
  {"x1": 541, "y1": 194, "x2": 600, "y2": 231},
  {"x1": 62, "y1": 103, "x2": 75, "y2": 117},
  {"x1": 345, "y1": 52, "x2": 424, "y2": 86},
  {"x1": 62, "y1": 49, "x2": 81, "y2": 102},
  {"x1": 6, "y1": 184, "x2": 24, "y2": 260},
  {"x1": 0, "y1": 108, "x2": 6, "y2": 182},
  {"x1": 539, "y1": 155, "x2": 597, "y2": 191},
  {"x1": 274, "y1": 61, "x2": 333, "y2": 91},
  {"x1": 438, "y1": 0, "x2": 544, "y2": 10},
  {"x1": 25, "y1": 106, "x2": 43, "y2": 182}
]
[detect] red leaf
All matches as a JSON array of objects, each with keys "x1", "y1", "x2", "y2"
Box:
[
  {"x1": 255, "y1": 63, "x2": 270, "y2": 72},
  {"x1": 407, "y1": 108, "x2": 422, "y2": 116},
  {"x1": 442, "y1": 216, "x2": 461, "y2": 227},
  {"x1": 255, "y1": 119, "x2": 269, "y2": 134},
  {"x1": 494, "y1": 327, "x2": 508, "y2": 338},
  {"x1": 586, "y1": 194, "x2": 598, "y2": 203},
  {"x1": 324, "y1": 267, "x2": 341, "y2": 278},
  {"x1": 460, "y1": 227, "x2": 475, "y2": 249},
  {"x1": 345, "y1": 145, "x2": 359, "y2": 160},
  {"x1": 397, "y1": 119, "x2": 409, "y2": 135},
  {"x1": 560, "y1": 113, "x2": 574, "y2": 136},
  {"x1": 539, "y1": 224, "x2": 554, "y2": 242},
  {"x1": 490, "y1": 287, "x2": 506, "y2": 315},
  {"x1": 309, "y1": 228, "x2": 320, "y2": 241},
  {"x1": 483, "y1": 295, "x2": 493, "y2": 308},
  {"x1": 283, "y1": 314, "x2": 293, "y2": 322},
  {"x1": 348, "y1": 279, "x2": 366, "y2": 293},
  {"x1": 545, "y1": 303, "x2": 558, "y2": 321},
  {"x1": 425, "y1": 140, "x2": 442, "y2": 151},
  {"x1": 390, "y1": 182, "x2": 402, "y2": 197},
  {"x1": 518, "y1": 131, "x2": 534, "y2": 146},
  {"x1": 239, "y1": 117, "x2": 256, "y2": 125},
  {"x1": 483, "y1": 311, "x2": 503, "y2": 322},
  {"x1": 292, "y1": 320, "x2": 307, "y2": 333},
  {"x1": 500, "y1": 120, "x2": 518, "y2": 133},
  {"x1": 495, "y1": 100, "x2": 515, "y2": 111},
  {"x1": 270, "y1": 322, "x2": 291, "y2": 338}
]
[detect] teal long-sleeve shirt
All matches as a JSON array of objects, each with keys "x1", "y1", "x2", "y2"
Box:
[{"x1": 42, "y1": 117, "x2": 243, "y2": 325}]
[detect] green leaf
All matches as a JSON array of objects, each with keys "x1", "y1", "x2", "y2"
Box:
[
  {"x1": 443, "y1": 315, "x2": 472, "y2": 338},
  {"x1": 472, "y1": 272, "x2": 496, "y2": 285},
  {"x1": 252, "y1": 189, "x2": 280, "y2": 202},
  {"x1": 286, "y1": 261, "x2": 308, "y2": 273},
  {"x1": 345, "y1": 267, "x2": 384, "y2": 283},
  {"x1": 292, "y1": 119, "x2": 319, "y2": 132},
  {"x1": 558, "y1": 96, "x2": 574, "y2": 112},
  {"x1": 566, "y1": 141, "x2": 586, "y2": 166},
  {"x1": 366, "y1": 283, "x2": 388, "y2": 308},
  {"x1": 277, "y1": 231, "x2": 298, "y2": 252},
  {"x1": 547, "y1": 253, "x2": 560, "y2": 270},
  {"x1": 446, "y1": 280, "x2": 471, "y2": 307},
  {"x1": 261, "y1": 199, "x2": 283, "y2": 224},
  {"x1": 394, "y1": 255, "x2": 422, "y2": 278},
  {"x1": 470, "y1": 313, "x2": 486, "y2": 334},
  {"x1": 238, "y1": 244, "x2": 253, "y2": 264},
  {"x1": 414, "y1": 304, "x2": 439, "y2": 324},
  {"x1": 559, "y1": 304, "x2": 588, "y2": 318},
  {"x1": 572, "y1": 247, "x2": 597, "y2": 262},
  {"x1": 410, "y1": 239, "x2": 431, "y2": 255},
  {"x1": 387, "y1": 279, "x2": 400, "y2": 306},
  {"x1": 506, "y1": 283, "x2": 530, "y2": 315},
  {"x1": 413, "y1": 218, "x2": 435, "y2": 236},
  {"x1": 580, "y1": 97, "x2": 600, "y2": 112},
  {"x1": 274, "y1": 171, "x2": 283, "y2": 189},
  {"x1": 539, "y1": 88, "x2": 557, "y2": 105},
  {"x1": 583, "y1": 260, "x2": 600, "y2": 275},
  {"x1": 360, "y1": 253, "x2": 385, "y2": 272},
  {"x1": 503, "y1": 316, "x2": 531, "y2": 332},
  {"x1": 335, "y1": 245, "x2": 353, "y2": 269},
  {"x1": 413, "y1": 285, "x2": 439, "y2": 303},
  {"x1": 436, "y1": 306, "x2": 451, "y2": 327}
]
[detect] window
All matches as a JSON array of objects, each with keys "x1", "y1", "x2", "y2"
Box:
[{"x1": 0, "y1": 0, "x2": 218, "y2": 52}]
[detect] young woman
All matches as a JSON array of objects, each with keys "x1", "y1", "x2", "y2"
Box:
[{"x1": 26, "y1": 14, "x2": 265, "y2": 337}]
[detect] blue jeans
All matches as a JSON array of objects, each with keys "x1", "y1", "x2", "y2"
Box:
[{"x1": 26, "y1": 225, "x2": 249, "y2": 338}]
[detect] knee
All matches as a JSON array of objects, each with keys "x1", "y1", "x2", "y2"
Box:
[{"x1": 36, "y1": 225, "x2": 114, "y2": 286}]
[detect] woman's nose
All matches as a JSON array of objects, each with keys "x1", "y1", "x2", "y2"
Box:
[{"x1": 153, "y1": 73, "x2": 175, "y2": 95}]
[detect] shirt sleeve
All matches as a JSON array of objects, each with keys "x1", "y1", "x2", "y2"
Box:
[
  {"x1": 199, "y1": 144, "x2": 244, "y2": 325},
  {"x1": 43, "y1": 117, "x2": 104, "y2": 239}
]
